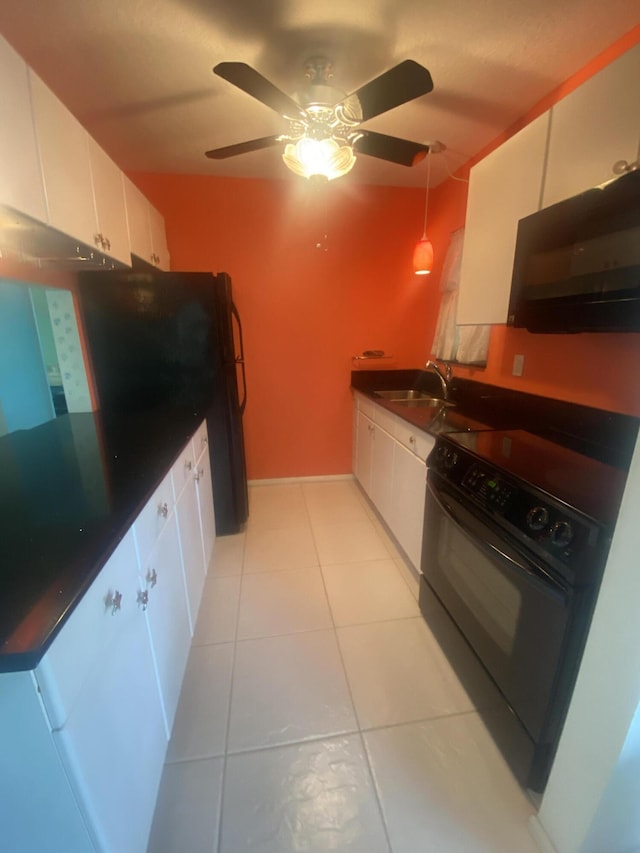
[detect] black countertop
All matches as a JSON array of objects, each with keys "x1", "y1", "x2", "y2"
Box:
[
  {"x1": 0, "y1": 406, "x2": 207, "y2": 672},
  {"x1": 351, "y1": 369, "x2": 639, "y2": 469}
]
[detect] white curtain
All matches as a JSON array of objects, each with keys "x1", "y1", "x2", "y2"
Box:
[{"x1": 430, "y1": 228, "x2": 490, "y2": 365}]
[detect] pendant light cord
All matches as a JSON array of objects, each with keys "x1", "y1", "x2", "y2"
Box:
[{"x1": 422, "y1": 148, "x2": 432, "y2": 239}]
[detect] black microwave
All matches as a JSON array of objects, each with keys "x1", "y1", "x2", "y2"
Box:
[{"x1": 508, "y1": 170, "x2": 640, "y2": 333}]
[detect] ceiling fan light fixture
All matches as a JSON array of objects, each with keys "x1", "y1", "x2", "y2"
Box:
[{"x1": 282, "y1": 136, "x2": 356, "y2": 181}]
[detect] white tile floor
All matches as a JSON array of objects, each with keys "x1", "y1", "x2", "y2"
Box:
[{"x1": 147, "y1": 479, "x2": 539, "y2": 853}]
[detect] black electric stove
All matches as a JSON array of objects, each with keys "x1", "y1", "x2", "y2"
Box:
[{"x1": 419, "y1": 428, "x2": 629, "y2": 792}]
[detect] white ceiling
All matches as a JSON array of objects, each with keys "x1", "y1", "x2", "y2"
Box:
[{"x1": 0, "y1": 0, "x2": 637, "y2": 188}]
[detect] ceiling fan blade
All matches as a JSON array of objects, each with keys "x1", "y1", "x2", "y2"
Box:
[
  {"x1": 341, "y1": 60, "x2": 433, "y2": 122},
  {"x1": 352, "y1": 131, "x2": 429, "y2": 166},
  {"x1": 205, "y1": 135, "x2": 283, "y2": 159},
  {"x1": 213, "y1": 62, "x2": 306, "y2": 121}
]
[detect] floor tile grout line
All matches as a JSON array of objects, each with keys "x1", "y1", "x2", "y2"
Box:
[
  {"x1": 213, "y1": 521, "x2": 247, "y2": 853},
  {"x1": 306, "y1": 481, "x2": 398, "y2": 852}
]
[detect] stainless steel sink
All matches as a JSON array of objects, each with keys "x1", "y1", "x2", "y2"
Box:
[
  {"x1": 374, "y1": 390, "x2": 454, "y2": 407},
  {"x1": 394, "y1": 398, "x2": 455, "y2": 408},
  {"x1": 374, "y1": 390, "x2": 432, "y2": 400}
]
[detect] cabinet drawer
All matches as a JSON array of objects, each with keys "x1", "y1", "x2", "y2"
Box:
[
  {"x1": 356, "y1": 393, "x2": 376, "y2": 420},
  {"x1": 133, "y1": 470, "x2": 174, "y2": 567},
  {"x1": 373, "y1": 406, "x2": 397, "y2": 436},
  {"x1": 193, "y1": 420, "x2": 209, "y2": 462},
  {"x1": 35, "y1": 530, "x2": 139, "y2": 730},
  {"x1": 394, "y1": 420, "x2": 435, "y2": 462},
  {"x1": 171, "y1": 435, "x2": 198, "y2": 501}
]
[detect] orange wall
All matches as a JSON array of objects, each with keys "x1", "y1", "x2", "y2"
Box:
[
  {"x1": 131, "y1": 174, "x2": 437, "y2": 479},
  {"x1": 132, "y1": 25, "x2": 640, "y2": 479},
  {"x1": 426, "y1": 25, "x2": 640, "y2": 417}
]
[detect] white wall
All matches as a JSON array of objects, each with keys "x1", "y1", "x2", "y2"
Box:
[{"x1": 534, "y1": 431, "x2": 640, "y2": 852}]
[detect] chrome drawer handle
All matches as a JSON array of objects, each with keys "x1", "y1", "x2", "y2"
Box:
[
  {"x1": 184, "y1": 460, "x2": 193, "y2": 472},
  {"x1": 194, "y1": 467, "x2": 204, "y2": 482},
  {"x1": 146, "y1": 567, "x2": 158, "y2": 588},
  {"x1": 157, "y1": 501, "x2": 169, "y2": 518},
  {"x1": 104, "y1": 589, "x2": 122, "y2": 615},
  {"x1": 137, "y1": 589, "x2": 149, "y2": 611},
  {"x1": 409, "y1": 435, "x2": 416, "y2": 444}
]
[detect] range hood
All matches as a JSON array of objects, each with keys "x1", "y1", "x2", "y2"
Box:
[{"x1": 0, "y1": 204, "x2": 128, "y2": 271}]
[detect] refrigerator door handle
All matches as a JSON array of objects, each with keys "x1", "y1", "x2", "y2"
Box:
[{"x1": 231, "y1": 302, "x2": 247, "y2": 415}]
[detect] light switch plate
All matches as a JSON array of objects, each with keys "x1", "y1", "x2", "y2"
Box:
[{"x1": 512, "y1": 354, "x2": 525, "y2": 376}]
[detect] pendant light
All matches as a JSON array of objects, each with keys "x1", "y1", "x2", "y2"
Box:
[{"x1": 413, "y1": 147, "x2": 433, "y2": 275}]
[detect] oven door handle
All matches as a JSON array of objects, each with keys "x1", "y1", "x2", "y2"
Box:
[{"x1": 427, "y1": 480, "x2": 567, "y2": 595}]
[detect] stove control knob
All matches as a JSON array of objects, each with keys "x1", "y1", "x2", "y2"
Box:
[
  {"x1": 551, "y1": 521, "x2": 573, "y2": 548},
  {"x1": 444, "y1": 450, "x2": 458, "y2": 469},
  {"x1": 526, "y1": 506, "x2": 549, "y2": 531}
]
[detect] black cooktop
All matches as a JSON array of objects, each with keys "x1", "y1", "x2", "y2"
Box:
[{"x1": 445, "y1": 429, "x2": 628, "y2": 528}]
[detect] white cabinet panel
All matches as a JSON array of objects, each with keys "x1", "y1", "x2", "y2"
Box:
[
  {"x1": 391, "y1": 442, "x2": 427, "y2": 572},
  {"x1": 87, "y1": 138, "x2": 131, "y2": 265},
  {"x1": 543, "y1": 44, "x2": 640, "y2": 207},
  {"x1": 133, "y1": 471, "x2": 174, "y2": 568},
  {"x1": 139, "y1": 513, "x2": 191, "y2": 738},
  {"x1": 123, "y1": 176, "x2": 169, "y2": 270},
  {"x1": 457, "y1": 112, "x2": 550, "y2": 326},
  {"x1": 29, "y1": 71, "x2": 98, "y2": 250},
  {"x1": 370, "y1": 424, "x2": 395, "y2": 527},
  {"x1": 148, "y1": 201, "x2": 170, "y2": 270},
  {"x1": 0, "y1": 671, "x2": 95, "y2": 853},
  {"x1": 54, "y1": 588, "x2": 165, "y2": 853},
  {"x1": 354, "y1": 409, "x2": 374, "y2": 495},
  {"x1": 195, "y1": 446, "x2": 216, "y2": 574},
  {"x1": 36, "y1": 531, "x2": 140, "y2": 730},
  {"x1": 0, "y1": 36, "x2": 47, "y2": 222},
  {"x1": 175, "y1": 474, "x2": 207, "y2": 632},
  {"x1": 352, "y1": 397, "x2": 430, "y2": 572},
  {"x1": 123, "y1": 177, "x2": 153, "y2": 264}
]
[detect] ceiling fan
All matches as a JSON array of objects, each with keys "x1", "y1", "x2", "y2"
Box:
[{"x1": 205, "y1": 57, "x2": 435, "y2": 181}]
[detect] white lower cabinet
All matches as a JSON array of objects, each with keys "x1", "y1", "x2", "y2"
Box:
[
  {"x1": 171, "y1": 434, "x2": 209, "y2": 633},
  {"x1": 0, "y1": 419, "x2": 217, "y2": 853},
  {"x1": 370, "y1": 422, "x2": 396, "y2": 527},
  {"x1": 390, "y1": 441, "x2": 428, "y2": 571},
  {"x1": 52, "y1": 536, "x2": 167, "y2": 853},
  {"x1": 352, "y1": 394, "x2": 434, "y2": 572},
  {"x1": 195, "y1": 442, "x2": 216, "y2": 573},
  {"x1": 136, "y1": 512, "x2": 192, "y2": 738},
  {"x1": 354, "y1": 409, "x2": 375, "y2": 495}
]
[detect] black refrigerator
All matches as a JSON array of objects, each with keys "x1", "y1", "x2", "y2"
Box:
[{"x1": 75, "y1": 270, "x2": 249, "y2": 534}]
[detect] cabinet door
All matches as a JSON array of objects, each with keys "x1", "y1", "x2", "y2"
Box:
[
  {"x1": 0, "y1": 36, "x2": 47, "y2": 222},
  {"x1": 29, "y1": 71, "x2": 98, "y2": 250},
  {"x1": 390, "y1": 442, "x2": 427, "y2": 572},
  {"x1": 88, "y1": 138, "x2": 131, "y2": 265},
  {"x1": 457, "y1": 111, "x2": 550, "y2": 325},
  {"x1": 195, "y1": 446, "x2": 216, "y2": 574},
  {"x1": 370, "y1": 424, "x2": 395, "y2": 526},
  {"x1": 140, "y1": 513, "x2": 191, "y2": 738},
  {"x1": 148, "y1": 202, "x2": 170, "y2": 270},
  {"x1": 175, "y1": 477, "x2": 207, "y2": 633},
  {"x1": 354, "y1": 409, "x2": 374, "y2": 495},
  {"x1": 53, "y1": 535, "x2": 166, "y2": 853},
  {"x1": 543, "y1": 44, "x2": 640, "y2": 207},
  {"x1": 123, "y1": 176, "x2": 153, "y2": 264}
]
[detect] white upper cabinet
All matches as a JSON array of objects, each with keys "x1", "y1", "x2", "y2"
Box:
[
  {"x1": 124, "y1": 176, "x2": 170, "y2": 270},
  {"x1": 29, "y1": 71, "x2": 99, "y2": 251},
  {"x1": 88, "y1": 137, "x2": 131, "y2": 265},
  {"x1": 543, "y1": 43, "x2": 640, "y2": 208},
  {"x1": 0, "y1": 36, "x2": 47, "y2": 222},
  {"x1": 148, "y1": 202, "x2": 170, "y2": 270},
  {"x1": 457, "y1": 111, "x2": 550, "y2": 326}
]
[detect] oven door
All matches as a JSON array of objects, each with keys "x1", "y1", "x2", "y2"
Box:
[{"x1": 422, "y1": 471, "x2": 571, "y2": 743}]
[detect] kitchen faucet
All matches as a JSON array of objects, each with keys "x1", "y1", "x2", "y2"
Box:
[{"x1": 426, "y1": 359, "x2": 452, "y2": 400}]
